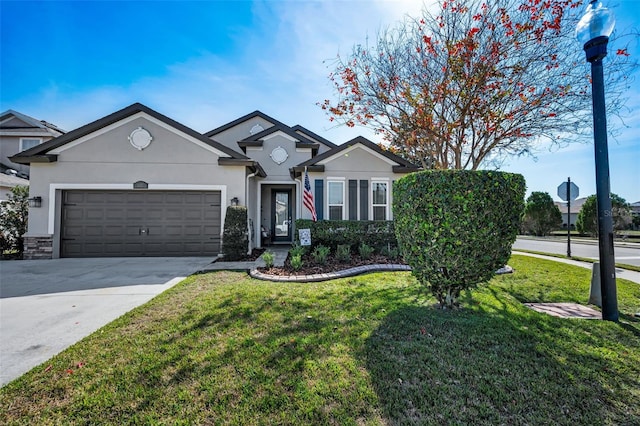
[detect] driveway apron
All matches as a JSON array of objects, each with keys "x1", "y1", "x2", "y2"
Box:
[{"x1": 0, "y1": 257, "x2": 213, "y2": 387}]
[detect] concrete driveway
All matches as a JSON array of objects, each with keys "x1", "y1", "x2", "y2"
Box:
[{"x1": 0, "y1": 257, "x2": 213, "y2": 387}]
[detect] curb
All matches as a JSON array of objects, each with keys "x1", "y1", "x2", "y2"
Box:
[
  {"x1": 249, "y1": 264, "x2": 514, "y2": 283},
  {"x1": 250, "y1": 264, "x2": 411, "y2": 282}
]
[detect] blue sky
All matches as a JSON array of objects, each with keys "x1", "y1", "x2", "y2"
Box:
[{"x1": 2, "y1": 0, "x2": 639, "y2": 202}]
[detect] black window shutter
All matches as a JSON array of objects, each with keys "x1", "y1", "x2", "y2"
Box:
[
  {"x1": 359, "y1": 180, "x2": 368, "y2": 220},
  {"x1": 314, "y1": 179, "x2": 324, "y2": 221},
  {"x1": 348, "y1": 180, "x2": 358, "y2": 220}
]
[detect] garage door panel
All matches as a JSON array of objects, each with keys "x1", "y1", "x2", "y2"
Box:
[
  {"x1": 61, "y1": 190, "x2": 221, "y2": 257},
  {"x1": 126, "y1": 208, "x2": 145, "y2": 220},
  {"x1": 164, "y1": 209, "x2": 183, "y2": 220}
]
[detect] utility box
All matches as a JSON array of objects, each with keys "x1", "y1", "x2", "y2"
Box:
[{"x1": 589, "y1": 263, "x2": 602, "y2": 307}]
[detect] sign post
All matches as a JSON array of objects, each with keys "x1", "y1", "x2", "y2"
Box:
[{"x1": 557, "y1": 178, "x2": 579, "y2": 257}]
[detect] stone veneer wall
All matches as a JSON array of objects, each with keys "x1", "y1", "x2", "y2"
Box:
[{"x1": 23, "y1": 236, "x2": 53, "y2": 260}]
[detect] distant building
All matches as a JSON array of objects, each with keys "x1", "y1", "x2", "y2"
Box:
[
  {"x1": 1, "y1": 110, "x2": 66, "y2": 178},
  {"x1": 631, "y1": 201, "x2": 640, "y2": 221},
  {"x1": 555, "y1": 197, "x2": 588, "y2": 229},
  {"x1": 0, "y1": 172, "x2": 29, "y2": 202}
]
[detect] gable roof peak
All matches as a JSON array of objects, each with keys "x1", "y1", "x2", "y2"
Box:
[{"x1": 9, "y1": 102, "x2": 250, "y2": 164}]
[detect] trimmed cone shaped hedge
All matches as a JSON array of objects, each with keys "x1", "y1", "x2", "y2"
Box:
[
  {"x1": 393, "y1": 170, "x2": 525, "y2": 308},
  {"x1": 222, "y1": 205, "x2": 248, "y2": 261}
]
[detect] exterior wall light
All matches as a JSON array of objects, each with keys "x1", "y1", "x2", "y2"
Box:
[{"x1": 28, "y1": 196, "x2": 42, "y2": 208}]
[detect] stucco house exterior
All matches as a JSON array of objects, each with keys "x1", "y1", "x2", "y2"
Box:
[
  {"x1": 1, "y1": 109, "x2": 66, "y2": 178},
  {"x1": 10, "y1": 103, "x2": 419, "y2": 259}
]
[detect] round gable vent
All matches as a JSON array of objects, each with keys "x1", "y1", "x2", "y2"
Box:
[
  {"x1": 270, "y1": 146, "x2": 288, "y2": 164},
  {"x1": 129, "y1": 127, "x2": 153, "y2": 150},
  {"x1": 250, "y1": 124, "x2": 264, "y2": 135}
]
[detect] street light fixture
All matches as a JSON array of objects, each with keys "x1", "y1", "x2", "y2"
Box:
[{"x1": 576, "y1": 0, "x2": 618, "y2": 322}]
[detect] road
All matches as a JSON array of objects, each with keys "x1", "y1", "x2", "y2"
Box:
[{"x1": 513, "y1": 237, "x2": 640, "y2": 267}]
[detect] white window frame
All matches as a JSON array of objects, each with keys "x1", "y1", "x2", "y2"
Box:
[
  {"x1": 327, "y1": 179, "x2": 346, "y2": 220},
  {"x1": 20, "y1": 137, "x2": 42, "y2": 152},
  {"x1": 371, "y1": 179, "x2": 390, "y2": 221}
]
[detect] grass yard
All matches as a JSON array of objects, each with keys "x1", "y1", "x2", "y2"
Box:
[{"x1": 1, "y1": 255, "x2": 639, "y2": 425}]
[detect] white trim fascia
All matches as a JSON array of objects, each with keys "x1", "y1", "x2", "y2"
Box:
[
  {"x1": 370, "y1": 177, "x2": 390, "y2": 181},
  {"x1": 261, "y1": 131, "x2": 297, "y2": 142},
  {"x1": 317, "y1": 143, "x2": 398, "y2": 166},
  {"x1": 295, "y1": 147, "x2": 312, "y2": 153},
  {"x1": 47, "y1": 183, "x2": 227, "y2": 235},
  {"x1": 49, "y1": 112, "x2": 232, "y2": 158},
  {"x1": 326, "y1": 176, "x2": 346, "y2": 181},
  {"x1": 246, "y1": 146, "x2": 264, "y2": 152},
  {"x1": 1, "y1": 131, "x2": 53, "y2": 137}
]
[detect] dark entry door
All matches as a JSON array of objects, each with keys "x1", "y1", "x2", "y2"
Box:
[{"x1": 271, "y1": 189, "x2": 292, "y2": 242}]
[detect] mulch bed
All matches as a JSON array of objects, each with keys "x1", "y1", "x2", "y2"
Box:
[{"x1": 259, "y1": 253, "x2": 406, "y2": 276}]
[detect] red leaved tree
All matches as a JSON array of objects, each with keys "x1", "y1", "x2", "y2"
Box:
[{"x1": 320, "y1": 0, "x2": 637, "y2": 169}]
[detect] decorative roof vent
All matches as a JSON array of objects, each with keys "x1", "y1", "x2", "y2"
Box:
[
  {"x1": 129, "y1": 127, "x2": 153, "y2": 150},
  {"x1": 249, "y1": 124, "x2": 264, "y2": 135}
]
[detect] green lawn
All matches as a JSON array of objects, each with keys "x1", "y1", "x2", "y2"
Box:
[{"x1": 1, "y1": 255, "x2": 639, "y2": 425}]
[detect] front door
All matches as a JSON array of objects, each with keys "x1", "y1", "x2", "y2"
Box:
[{"x1": 271, "y1": 189, "x2": 292, "y2": 242}]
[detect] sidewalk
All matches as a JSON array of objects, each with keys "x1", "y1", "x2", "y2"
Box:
[
  {"x1": 512, "y1": 251, "x2": 640, "y2": 284},
  {"x1": 200, "y1": 246, "x2": 289, "y2": 272}
]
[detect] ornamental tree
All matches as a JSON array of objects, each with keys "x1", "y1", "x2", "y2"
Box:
[
  {"x1": 320, "y1": 0, "x2": 637, "y2": 169},
  {"x1": 522, "y1": 191, "x2": 562, "y2": 236}
]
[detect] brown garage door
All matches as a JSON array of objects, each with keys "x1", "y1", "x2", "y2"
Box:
[{"x1": 61, "y1": 190, "x2": 221, "y2": 257}]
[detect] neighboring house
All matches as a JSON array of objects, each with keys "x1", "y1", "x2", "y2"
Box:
[
  {"x1": 1, "y1": 110, "x2": 66, "y2": 178},
  {"x1": 10, "y1": 103, "x2": 419, "y2": 259},
  {"x1": 555, "y1": 197, "x2": 588, "y2": 229},
  {"x1": 0, "y1": 172, "x2": 29, "y2": 202}
]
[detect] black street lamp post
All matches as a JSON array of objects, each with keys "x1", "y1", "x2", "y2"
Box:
[{"x1": 576, "y1": 0, "x2": 618, "y2": 322}]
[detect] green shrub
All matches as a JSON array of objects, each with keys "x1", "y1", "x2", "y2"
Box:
[
  {"x1": 294, "y1": 219, "x2": 396, "y2": 251},
  {"x1": 221, "y1": 206, "x2": 248, "y2": 261},
  {"x1": 358, "y1": 242, "x2": 374, "y2": 259},
  {"x1": 0, "y1": 185, "x2": 29, "y2": 257},
  {"x1": 290, "y1": 254, "x2": 303, "y2": 271},
  {"x1": 336, "y1": 244, "x2": 351, "y2": 263},
  {"x1": 262, "y1": 251, "x2": 275, "y2": 269},
  {"x1": 311, "y1": 245, "x2": 331, "y2": 265},
  {"x1": 289, "y1": 243, "x2": 306, "y2": 257},
  {"x1": 380, "y1": 244, "x2": 400, "y2": 260},
  {"x1": 394, "y1": 170, "x2": 525, "y2": 308}
]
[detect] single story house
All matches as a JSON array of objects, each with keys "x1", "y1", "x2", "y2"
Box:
[{"x1": 10, "y1": 103, "x2": 419, "y2": 259}]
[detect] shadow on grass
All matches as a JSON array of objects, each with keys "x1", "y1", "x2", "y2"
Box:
[{"x1": 362, "y1": 299, "x2": 640, "y2": 425}]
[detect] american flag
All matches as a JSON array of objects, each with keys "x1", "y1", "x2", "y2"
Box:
[{"x1": 303, "y1": 167, "x2": 317, "y2": 221}]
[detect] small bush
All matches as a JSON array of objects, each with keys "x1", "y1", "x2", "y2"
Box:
[
  {"x1": 0, "y1": 185, "x2": 29, "y2": 257},
  {"x1": 311, "y1": 245, "x2": 331, "y2": 265},
  {"x1": 380, "y1": 244, "x2": 400, "y2": 260},
  {"x1": 336, "y1": 244, "x2": 351, "y2": 263},
  {"x1": 358, "y1": 242, "x2": 374, "y2": 259},
  {"x1": 290, "y1": 254, "x2": 303, "y2": 271},
  {"x1": 289, "y1": 243, "x2": 306, "y2": 257},
  {"x1": 262, "y1": 251, "x2": 275, "y2": 269},
  {"x1": 221, "y1": 206, "x2": 248, "y2": 261}
]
